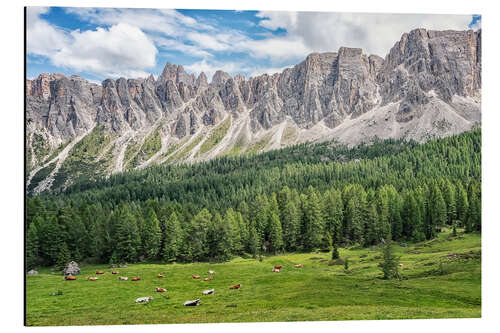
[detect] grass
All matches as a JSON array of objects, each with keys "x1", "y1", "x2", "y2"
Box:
[
  {"x1": 246, "y1": 133, "x2": 272, "y2": 155},
  {"x1": 282, "y1": 126, "x2": 298, "y2": 143},
  {"x1": 52, "y1": 126, "x2": 113, "y2": 189},
  {"x1": 26, "y1": 231, "x2": 480, "y2": 326},
  {"x1": 226, "y1": 134, "x2": 247, "y2": 156},
  {"x1": 198, "y1": 116, "x2": 232, "y2": 155},
  {"x1": 27, "y1": 162, "x2": 56, "y2": 193},
  {"x1": 128, "y1": 126, "x2": 163, "y2": 169},
  {"x1": 171, "y1": 134, "x2": 204, "y2": 161}
]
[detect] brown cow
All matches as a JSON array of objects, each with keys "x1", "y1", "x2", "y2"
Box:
[
  {"x1": 111, "y1": 271, "x2": 119, "y2": 274},
  {"x1": 294, "y1": 264, "x2": 303, "y2": 268},
  {"x1": 157, "y1": 273, "x2": 164, "y2": 278},
  {"x1": 131, "y1": 277, "x2": 141, "y2": 281},
  {"x1": 204, "y1": 277, "x2": 213, "y2": 281},
  {"x1": 96, "y1": 270, "x2": 105, "y2": 274},
  {"x1": 274, "y1": 265, "x2": 282, "y2": 270},
  {"x1": 87, "y1": 277, "x2": 98, "y2": 281},
  {"x1": 155, "y1": 287, "x2": 167, "y2": 292},
  {"x1": 192, "y1": 275, "x2": 201, "y2": 279},
  {"x1": 64, "y1": 275, "x2": 77, "y2": 280},
  {"x1": 229, "y1": 283, "x2": 241, "y2": 290}
]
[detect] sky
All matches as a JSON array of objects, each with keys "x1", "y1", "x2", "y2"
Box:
[{"x1": 26, "y1": 7, "x2": 481, "y2": 83}]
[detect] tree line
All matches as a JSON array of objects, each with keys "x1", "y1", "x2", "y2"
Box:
[{"x1": 26, "y1": 130, "x2": 481, "y2": 269}]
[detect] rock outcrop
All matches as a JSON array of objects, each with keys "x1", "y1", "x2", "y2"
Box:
[
  {"x1": 26, "y1": 28, "x2": 481, "y2": 193},
  {"x1": 62, "y1": 261, "x2": 80, "y2": 276}
]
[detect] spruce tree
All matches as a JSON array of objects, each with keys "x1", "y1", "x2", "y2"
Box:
[
  {"x1": 141, "y1": 207, "x2": 162, "y2": 259},
  {"x1": 302, "y1": 187, "x2": 325, "y2": 251},
  {"x1": 268, "y1": 212, "x2": 284, "y2": 254},
  {"x1": 381, "y1": 242, "x2": 400, "y2": 279},
  {"x1": 56, "y1": 242, "x2": 71, "y2": 271},
  {"x1": 456, "y1": 183, "x2": 469, "y2": 227},
  {"x1": 281, "y1": 200, "x2": 299, "y2": 251},
  {"x1": 188, "y1": 209, "x2": 211, "y2": 261},
  {"x1": 331, "y1": 242, "x2": 340, "y2": 260},
  {"x1": 161, "y1": 212, "x2": 181, "y2": 262},
  {"x1": 26, "y1": 221, "x2": 39, "y2": 270},
  {"x1": 113, "y1": 206, "x2": 140, "y2": 263}
]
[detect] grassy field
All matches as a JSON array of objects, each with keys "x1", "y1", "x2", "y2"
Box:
[{"x1": 26, "y1": 231, "x2": 481, "y2": 326}]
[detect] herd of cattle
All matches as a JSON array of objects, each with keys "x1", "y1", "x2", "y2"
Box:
[{"x1": 62, "y1": 264, "x2": 303, "y2": 306}]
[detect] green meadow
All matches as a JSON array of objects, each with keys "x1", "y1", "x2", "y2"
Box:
[{"x1": 26, "y1": 230, "x2": 480, "y2": 326}]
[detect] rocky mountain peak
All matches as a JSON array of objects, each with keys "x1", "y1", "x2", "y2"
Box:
[{"x1": 26, "y1": 28, "x2": 481, "y2": 194}]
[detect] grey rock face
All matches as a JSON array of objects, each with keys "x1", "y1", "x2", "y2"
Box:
[
  {"x1": 26, "y1": 28, "x2": 481, "y2": 189},
  {"x1": 62, "y1": 261, "x2": 80, "y2": 276}
]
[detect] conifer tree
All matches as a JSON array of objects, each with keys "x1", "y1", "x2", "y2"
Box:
[
  {"x1": 268, "y1": 212, "x2": 284, "y2": 253},
  {"x1": 456, "y1": 182, "x2": 469, "y2": 227},
  {"x1": 141, "y1": 207, "x2": 162, "y2": 259},
  {"x1": 332, "y1": 242, "x2": 340, "y2": 260},
  {"x1": 188, "y1": 209, "x2": 212, "y2": 261},
  {"x1": 302, "y1": 187, "x2": 325, "y2": 251},
  {"x1": 56, "y1": 242, "x2": 71, "y2": 271},
  {"x1": 38, "y1": 216, "x2": 63, "y2": 265},
  {"x1": 381, "y1": 242, "x2": 400, "y2": 279},
  {"x1": 26, "y1": 221, "x2": 39, "y2": 270},
  {"x1": 113, "y1": 206, "x2": 140, "y2": 263},
  {"x1": 161, "y1": 212, "x2": 181, "y2": 262},
  {"x1": 281, "y1": 200, "x2": 299, "y2": 251}
]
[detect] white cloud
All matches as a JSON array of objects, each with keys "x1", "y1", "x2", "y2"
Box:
[
  {"x1": 27, "y1": 8, "x2": 158, "y2": 79},
  {"x1": 51, "y1": 23, "x2": 157, "y2": 79},
  {"x1": 185, "y1": 59, "x2": 250, "y2": 82},
  {"x1": 185, "y1": 59, "x2": 291, "y2": 80},
  {"x1": 255, "y1": 11, "x2": 475, "y2": 57},
  {"x1": 247, "y1": 65, "x2": 291, "y2": 78},
  {"x1": 237, "y1": 37, "x2": 311, "y2": 61},
  {"x1": 154, "y1": 37, "x2": 212, "y2": 58},
  {"x1": 26, "y1": 7, "x2": 70, "y2": 57}
]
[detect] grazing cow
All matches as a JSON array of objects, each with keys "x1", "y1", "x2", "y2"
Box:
[
  {"x1": 203, "y1": 289, "x2": 215, "y2": 295},
  {"x1": 157, "y1": 273, "x2": 164, "y2": 278},
  {"x1": 87, "y1": 277, "x2": 98, "y2": 281},
  {"x1": 119, "y1": 276, "x2": 128, "y2": 281},
  {"x1": 204, "y1": 277, "x2": 213, "y2": 281},
  {"x1": 131, "y1": 277, "x2": 141, "y2": 281},
  {"x1": 398, "y1": 263, "x2": 404, "y2": 268},
  {"x1": 96, "y1": 270, "x2": 104, "y2": 274},
  {"x1": 274, "y1": 265, "x2": 282, "y2": 270},
  {"x1": 294, "y1": 264, "x2": 303, "y2": 268},
  {"x1": 155, "y1": 287, "x2": 167, "y2": 292},
  {"x1": 183, "y1": 299, "x2": 201, "y2": 306},
  {"x1": 64, "y1": 275, "x2": 76, "y2": 280},
  {"x1": 135, "y1": 296, "x2": 153, "y2": 303},
  {"x1": 208, "y1": 270, "x2": 216, "y2": 275},
  {"x1": 111, "y1": 271, "x2": 119, "y2": 274},
  {"x1": 272, "y1": 268, "x2": 280, "y2": 273},
  {"x1": 192, "y1": 275, "x2": 201, "y2": 279},
  {"x1": 229, "y1": 283, "x2": 241, "y2": 290}
]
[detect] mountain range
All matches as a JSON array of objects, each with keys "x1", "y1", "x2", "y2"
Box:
[{"x1": 26, "y1": 28, "x2": 481, "y2": 194}]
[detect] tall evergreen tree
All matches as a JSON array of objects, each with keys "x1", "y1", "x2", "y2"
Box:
[
  {"x1": 161, "y1": 212, "x2": 181, "y2": 262},
  {"x1": 26, "y1": 221, "x2": 39, "y2": 270},
  {"x1": 56, "y1": 242, "x2": 71, "y2": 271},
  {"x1": 141, "y1": 207, "x2": 162, "y2": 259},
  {"x1": 267, "y1": 212, "x2": 284, "y2": 253},
  {"x1": 302, "y1": 187, "x2": 325, "y2": 251}
]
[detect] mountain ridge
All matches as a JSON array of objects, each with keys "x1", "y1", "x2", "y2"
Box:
[{"x1": 26, "y1": 28, "x2": 481, "y2": 194}]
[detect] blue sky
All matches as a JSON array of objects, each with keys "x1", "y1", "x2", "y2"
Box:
[{"x1": 26, "y1": 7, "x2": 481, "y2": 82}]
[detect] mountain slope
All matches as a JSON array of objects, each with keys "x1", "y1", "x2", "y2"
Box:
[{"x1": 26, "y1": 28, "x2": 481, "y2": 194}]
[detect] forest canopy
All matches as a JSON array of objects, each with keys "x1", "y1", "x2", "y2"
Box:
[{"x1": 26, "y1": 129, "x2": 481, "y2": 269}]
